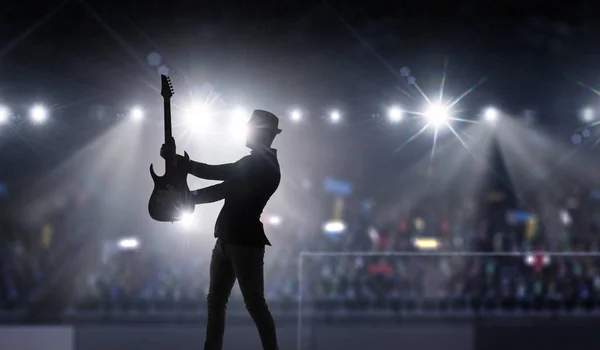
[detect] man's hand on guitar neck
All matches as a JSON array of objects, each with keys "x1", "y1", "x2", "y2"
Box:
[{"x1": 160, "y1": 140, "x2": 187, "y2": 167}]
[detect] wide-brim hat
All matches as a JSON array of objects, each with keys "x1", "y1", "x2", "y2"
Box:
[{"x1": 247, "y1": 109, "x2": 282, "y2": 134}]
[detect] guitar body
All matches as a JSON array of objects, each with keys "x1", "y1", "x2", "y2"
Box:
[
  {"x1": 148, "y1": 74, "x2": 194, "y2": 222},
  {"x1": 148, "y1": 151, "x2": 195, "y2": 222}
]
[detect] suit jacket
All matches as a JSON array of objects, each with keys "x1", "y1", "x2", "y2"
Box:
[{"x1": 188, "y1": 148, "x2": 280, "y2": 246}]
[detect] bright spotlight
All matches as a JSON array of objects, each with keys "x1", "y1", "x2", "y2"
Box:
[
  {"x1": 329, "y1": 110, "x2": 341, "y2": 123},
  {"x1": 0, "y1": 106, "x2": 9, "y2": 124},
  {"x1": 387, "y1": 106, "x2": 403, "y2": 123},
  {"x1": 232, "y1": 106, "x2": 246, "y2": 119},
  {"x1": 267, "y1": 215, "x2": 282, "y2": 226},
  {"x1": 582, "y1": 107, "x2": 594, "y2": 122},
  {"x1": 323, "y1": 220, "x2": 346, "y2": 233},
  {"x1": 412, "y1": 237, "x2": 440, "y2": 250},
  {"x1": 424, "y1": 104, "x2": 450, "y2": 127},
  {"x1": 186, "y1": 104, "x2": 212, "y2": 118},
  {"x1": 230, "y1": 107, "x2": 248, "y2": 140},
  {"x1": 130, "y1": 107, "x2": 144, "y2": 121},
  {"x1": 178, "y1": 211, "x2": 195, "y2": 229},
  {"x1": 117, "y1": 237, "x2": 139, "y2": 250},
  {"x1": 291, "y1": 109, "x2": 302, "y2": 122},
  {"x1": 483, "y1": 107, "x2": 499, "y2": 122},
  {"x1": 30, "y1": 105, "x2": 48, "y2": 124},
  {"x1": 185, "y1": 104, "x2": 212, "y2": 130}
]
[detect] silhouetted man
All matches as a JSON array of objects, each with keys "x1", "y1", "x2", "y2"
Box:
[{"x1": 161, "y1": 109, "x2": 281, "y2": 350}]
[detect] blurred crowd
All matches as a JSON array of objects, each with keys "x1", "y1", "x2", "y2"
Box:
[
  {"x1": 0, "y1": 220, "x2": 46, "y2": 311},
  {"x1": 299, "y1": 188, "x2": 600, "y2": 311},
  {"x1": 2, "y1": 183, "x2": 600, "y2": 316}
]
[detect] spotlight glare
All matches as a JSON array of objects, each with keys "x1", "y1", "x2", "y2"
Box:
[
  {"x1": 582, "y1": 107, "x2": 594, "y2": 122},
  {"x1": 179, "y1": 211, "x2": 195, "y2": 229},
  {"x1": 185, "y1": 104, "x2": 212, "y2": 130},
  {"x1": 267, "y1": 215, "x2": 282, "y2": 226},
  {"x1": 483, "y1": 107, "x2": 499, "y2": 122},
  {"x1": 117, "y1": 237, "x2": 139, "y2": 250},
  {"x1": 232, "y1": 106, "x2": 246, "y2": 119},
  {"x1": 230, "y1": 107, "x2": 248, "y2": 140},
  {"x1": 388, "y1": 106, "x2": 403, "y2": 123},
  {"x1": 424, "y1": 104, "x2": 450, "y2": 127},
  {"x1": 30, "y1": 105, "x2": 48, "y2": 124},
  {"x1": 187, "y1": 104, "x2": 212, "y2": 119},
  {"x1": 130, "y1": 107, "x2": 144, "y2": 121},
  {"x1": 323, "y1": 220, "x2": 346, "y2": 233},
  {"x1": 291, "y1": 109, "x2": 302, "y2": 122},
  {"x1": 330, "y1": 110, "x2": 341, "y2": 123},
  {"x1": 0, "y1": 106, "x2": 9, "y2": 124},
  {"x1": 412, "y1": 237, "x2": 440, "y2": 250}
]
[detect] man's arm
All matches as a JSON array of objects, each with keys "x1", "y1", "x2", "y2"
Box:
[
  {"x1": 191, "y1": 183, "x2": 228, "y2": 204},
  {"x1": 191, "y1": 179, "x2": 245, "y2": 204},
  {"x1": 188, "y1": 160, "x2": 238, "y2": 181}
]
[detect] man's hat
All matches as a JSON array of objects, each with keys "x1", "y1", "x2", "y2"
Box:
[{"x1": 247, "y1": 109, "x2": 282, "y2": 134}]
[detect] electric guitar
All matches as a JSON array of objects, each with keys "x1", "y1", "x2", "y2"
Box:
[{"x1": 148, "y1": 74, "x2": 194, "y2": 222}]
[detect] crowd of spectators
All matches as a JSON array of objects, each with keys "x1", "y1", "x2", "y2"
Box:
[
  {"x1": 0, "y1": 219, "x2": 45, "y2": 312},
  {"x1": 2, "y1": 182, "x2": 600, "y2": 316},
  {"x1": 65, "y1": 184, "x2": 600, "y2": 314}
]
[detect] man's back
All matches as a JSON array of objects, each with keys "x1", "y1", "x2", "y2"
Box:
[{"x1": 214, "y1": 149, "x2": 280, "y2": 246}]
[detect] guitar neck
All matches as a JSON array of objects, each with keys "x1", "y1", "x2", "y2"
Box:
[
  {"x1": 163, "y1": 97, "x2": 174, "y2": 168},
  {"x1": 163, "y1": 98, "x2": 173, "y2": 145}
]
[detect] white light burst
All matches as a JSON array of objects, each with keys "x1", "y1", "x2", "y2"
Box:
[
  {"x1": 185, "y1": 104, "x2": 213, "y2": 130},
  {"x1": 230, "y1": 107, "x2": 248, "y2": 140},
  {"x1": 424, "y1": 103, "x2": 450, "y2": 127},
  {"x1": 388, "y1": 106, "x2": 403, "y2": 123},
  {"x1": 291, "y1": 109, "x2": 302, "y2": 122},
  {"x1": 30, "y1": 105, "x2": 48, "y2": 124},
  {"x1": 330, "y1": 110, "x2": 341, "y2": 123},
  {"x1": 179, "y1": 211, "x2": 196, "y2": 230},
  {"x1": 130, "y1": 107, "x2": 144, "y2": 121},
  {"x1": 0, "y1": 106, "x2": 9, "y2": 124}
]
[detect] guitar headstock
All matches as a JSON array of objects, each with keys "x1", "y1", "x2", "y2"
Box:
[{"x1": 160, "y1": 74, "x2": 175, "y2": 99}]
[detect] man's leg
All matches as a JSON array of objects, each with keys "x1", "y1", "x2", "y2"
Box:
[
  {"x1": 228, "y1": 244, "x2": 278, "y2": 350},
  {"x1": 204, "y1": 240, "x2": 237, "y2": 350}
]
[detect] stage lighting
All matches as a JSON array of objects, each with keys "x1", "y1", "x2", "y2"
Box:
[
  {"x1": 291, "y1": 109, "x2": 302, "y2": 122},
  {"x1": 30, "y1": 105, "x2": 48, "y2": 124},
  {"x1": 483, "y1": 107, "x2": 499, "y2": 122},
  {"x1": 0, "y1": 106, "x2": 9, "y2": 124},
  {"x1": 179, "y1": 211, "x2": 195, "y2": 229},
  {"x1": 424, "y1": 104, "x2": 450, "y2": 127},
  {"x1": 186, "y1": 104, "x2": 212, "y2": 119},
  {"x1": 130, "y1": 107, "x2": 144, "y2": 121},
  {"x1": 525, "y1": 252, "x2": 550, "y2": 267},
  {"x1": 232, "y1": 106, "x2": 246, "y2": 119},
  {"x1": 184, "y1": 104, "x2": 213, "y2": 130},
  {"x1": 267, "y1": 215, "x2": 282, "y2": 226},
  {"x1": 412, "y1": 237, "x2": 440, "y2": 250},
  {"x1": 230, "y1": 107, "x2": 248, "y2": 140},
  {"x1": 323, "y1": 220, "x2": 346, "y2": 233},
  {"x1": 117, "y1": 237, "x2": 139, "y2": 250},
  {"x1": 559, "y1": 209, "x2": 572, "y2": 226},
  {"x1": 329, "y1": 110, "x2": 341, "y2": 123},
  {"x1": 581, "y1": 107, "x2": 594, "y2": 122},
  {"x1": 388, "y1": 106, "x2": 403, "y2": 123}
]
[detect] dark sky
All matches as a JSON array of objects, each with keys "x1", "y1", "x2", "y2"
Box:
[
  {"x1": 3, "y1": 1, "x2": 599, "y2": 110},
  {"x1": 1, "y1": 0, "x2": 599, "y2": 194}
]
